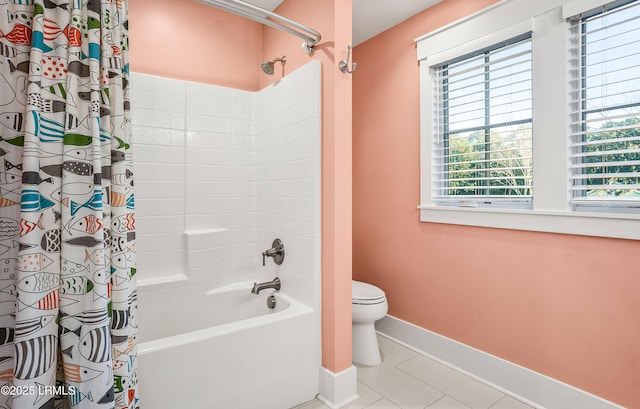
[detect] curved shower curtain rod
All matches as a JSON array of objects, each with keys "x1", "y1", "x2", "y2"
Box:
[{"x1": 195, "y1": 0, "x2": 322, "y2": 54}]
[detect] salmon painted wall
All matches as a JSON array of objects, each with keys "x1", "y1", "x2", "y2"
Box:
[
  {"x1": 262, "y1": 0, "x2": 353, "y2": 373},
  {"x1": 352, "y1": 0, "x2": 640, "y2": 407},
  {"x1": 128, "y1": 0, "x2": 262, "y2": 90}
]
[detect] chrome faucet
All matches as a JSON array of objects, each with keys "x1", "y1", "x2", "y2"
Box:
[
  {"x1": 262, "y1": 238, "x2": 284, "y2": 266},
  {"x1": 251, "y1": 277, "x2": 281, "y2": 294}
]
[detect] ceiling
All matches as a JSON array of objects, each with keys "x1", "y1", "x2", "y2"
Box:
[{"x1": 251, "y1": 0, "x2": 443, "y2": 46}]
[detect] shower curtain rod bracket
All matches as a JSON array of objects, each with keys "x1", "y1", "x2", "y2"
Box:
[{"x1": 302, "y1": 41, "x2": 313, "y2": 55}]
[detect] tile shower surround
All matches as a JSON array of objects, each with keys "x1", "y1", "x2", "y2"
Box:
[{"x1": 130, "y1": 62, "x2": 321, "y2": 310}]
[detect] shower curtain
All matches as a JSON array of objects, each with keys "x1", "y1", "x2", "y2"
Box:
[{"x1": 0, "y1": 0, "x2": 137, "y2": 408}]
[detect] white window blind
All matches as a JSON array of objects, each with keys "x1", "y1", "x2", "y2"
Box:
[
  {"x1": 432, "y1": 34, "x2": 533, "y2": 206},
  {"x1": 569, "y1": 0, "x2": 640, "y2": 211}
]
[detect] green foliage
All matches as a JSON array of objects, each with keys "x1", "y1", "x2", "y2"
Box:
[
  {"x1": 584, "y1": 116, "x2": 640, "y2": 197},
  {"x1": 446, "y1": 126, "x2": 532, "y2": 197},
  {"x1": 444, "y1": 116, "x2": 640, "y2": 198}
]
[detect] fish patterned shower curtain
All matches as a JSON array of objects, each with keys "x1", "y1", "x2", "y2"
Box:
[{"x1": 0, "y1": 0, "x2": 137, "y2": 408}]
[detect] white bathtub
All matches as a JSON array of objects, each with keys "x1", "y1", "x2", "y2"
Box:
[{"x1": 137, "y1": 282, "x2": 318, "y2": 409}]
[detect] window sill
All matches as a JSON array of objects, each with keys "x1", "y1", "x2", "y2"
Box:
[{"x1": 418, "y1": 205, "x2": 640, "y2": 240}]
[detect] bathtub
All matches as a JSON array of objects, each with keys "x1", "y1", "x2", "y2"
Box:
[{"x1": 137, "y1": 282, "x2": 318, "y2": 409}]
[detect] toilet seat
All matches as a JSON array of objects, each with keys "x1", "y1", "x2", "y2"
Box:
[{"x1": 352, "y1": 280, "x2": 386, "y2": 305}]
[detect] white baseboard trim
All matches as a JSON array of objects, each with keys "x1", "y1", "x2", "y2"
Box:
[
  {"x1": 376, "y1": 315, "x2": 625, "y2": 409},
  {"x1": 317, "y1": 365, "x2": 359, "y2": 409}
]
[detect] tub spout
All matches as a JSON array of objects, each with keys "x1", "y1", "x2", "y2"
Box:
[{"x1": 251, "y1": 277, "x2": 281, "y2": 294}]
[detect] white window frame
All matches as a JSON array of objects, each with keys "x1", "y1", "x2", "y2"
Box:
[
  {"x1": 417, "y1": 0, "x2": 640, "y2": 240},
  {"x1": 432, "y1": 33, "x2": 534, "y2": 208},
  {"x1": 568, "y1": 0, "x2": 640, "y2": 212}
]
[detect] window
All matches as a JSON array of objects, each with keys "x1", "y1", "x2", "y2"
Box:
[
  {"x1": 416, "y1": 0, "x2": 640, "y2": 240},
  {"x1": 433, "y1": 34, "x2": 532, "y2": 207},
  {"x1": 569, "y1": 0, "x2": 640, "y2": 212}
]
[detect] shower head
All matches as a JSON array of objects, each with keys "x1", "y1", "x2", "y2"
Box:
[
  {"x1": 261, "y1": 56, "x2": 286, "y2": 76},
  {"x1": 261, "y1": 61, "x2": 275, "y2": 75}
]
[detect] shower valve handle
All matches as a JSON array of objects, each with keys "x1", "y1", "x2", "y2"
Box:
[
  {"x1": 262, "y1": 248, "x2": 277, "y2": 265},
  {"x1": 262, "y1": 239, "x2": 284, "y2": 266}
]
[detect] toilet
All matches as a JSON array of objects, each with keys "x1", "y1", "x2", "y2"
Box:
[{"x1": 352, "y1": 280, "x2": 388, "y2": 366}]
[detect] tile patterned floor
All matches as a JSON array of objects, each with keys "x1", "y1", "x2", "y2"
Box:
[{"x1": 292, "y1": 335, "x2": 535, "y2": 409}]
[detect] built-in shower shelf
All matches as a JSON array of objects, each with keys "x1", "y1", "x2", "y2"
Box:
[
  {"x1": 184, "y1": 229, "x2": 231, "y2": 272},
  {"x1": 138, "y1": 273, "x2": 189, "y2": 289},
  {"x1": 184, "y1": 228, "x2": 229, "y2": 251}
]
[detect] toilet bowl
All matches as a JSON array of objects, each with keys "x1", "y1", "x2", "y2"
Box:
[{"x1": 352, "y1": 280, "x2": 388, "y2": 366}]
